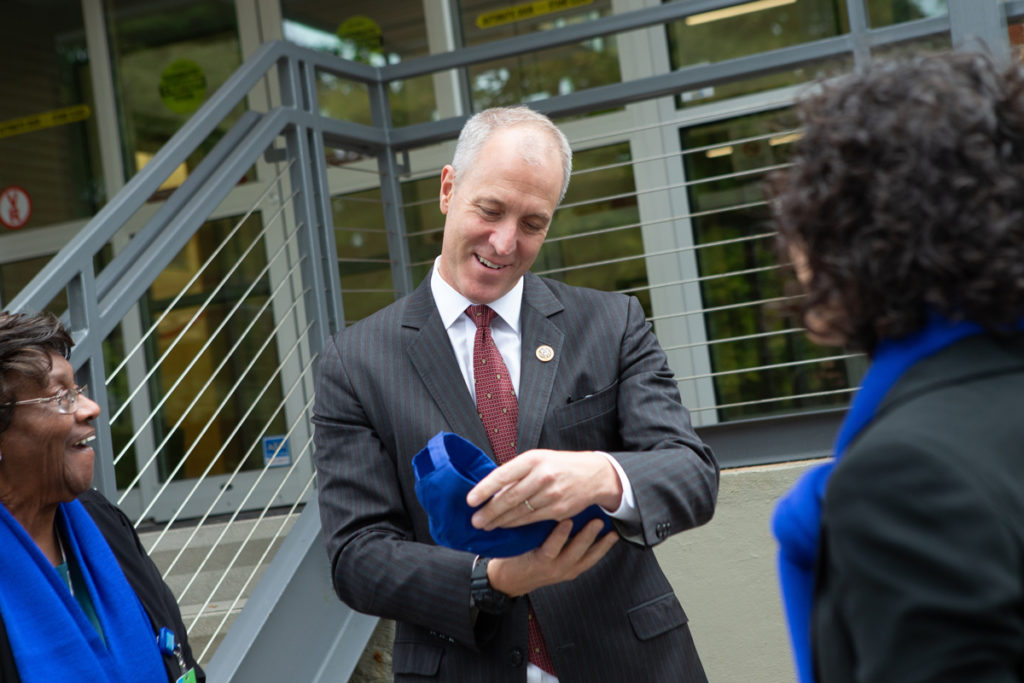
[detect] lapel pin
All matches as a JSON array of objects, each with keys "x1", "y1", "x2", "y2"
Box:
[{"x1": 535, "y1": 344, "x2": 554, "y2": 362}]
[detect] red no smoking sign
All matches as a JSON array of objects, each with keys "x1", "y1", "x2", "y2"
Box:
[{"x1": 0, "y1": 186, "x2": 32, "y2": 230}]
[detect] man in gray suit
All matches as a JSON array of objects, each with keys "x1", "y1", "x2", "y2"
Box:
[{"x1": 313, "y1": 106, "x2": 719, "y2": 682}]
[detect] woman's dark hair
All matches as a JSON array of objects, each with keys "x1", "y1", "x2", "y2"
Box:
[
  {"x1": 0, "y1": 312, "x2": 74, "y2": 433},
  {"x1": 768, "y1": 51, "x2": 1024, "y2": 353}
]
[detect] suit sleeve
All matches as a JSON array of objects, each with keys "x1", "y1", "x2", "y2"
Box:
[
  {"x1": 821, "y1": 440, "x2": 1024, "y2": 683},
  {"x1": 605, "y1": 296, "x2": 719, "y2": 546},
  {"x1": 312, "y1": 333, "x2": 484, "y2": 650}
]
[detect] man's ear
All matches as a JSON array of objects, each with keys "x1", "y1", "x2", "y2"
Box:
[{"x1": 439, "y1": 165, "x2": 455, "y2": 214}]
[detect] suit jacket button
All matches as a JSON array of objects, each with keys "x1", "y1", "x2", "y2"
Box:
[{"x1": 509, "y1": 647, "x2": 524, "y2": 667}]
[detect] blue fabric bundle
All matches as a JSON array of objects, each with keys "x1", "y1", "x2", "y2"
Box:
[{"x1": 413, "y1": 431, "x2": 611, "y2": 558}]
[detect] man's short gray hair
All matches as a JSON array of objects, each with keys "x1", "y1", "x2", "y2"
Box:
[{"x1": 450, "y1": 106, "x2": 573, "y2": 203}]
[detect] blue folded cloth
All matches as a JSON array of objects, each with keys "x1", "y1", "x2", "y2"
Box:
[{"x1": 412, "y1": 431, "x2": 612, "y2": 557}]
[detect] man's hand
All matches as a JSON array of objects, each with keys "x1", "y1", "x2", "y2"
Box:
[
  {"x1": 488, "y1": 519, "x2": 619, "y2": 597},
  {"x1": 466, "y1": 449, "x2": 623, "y2": 530}
]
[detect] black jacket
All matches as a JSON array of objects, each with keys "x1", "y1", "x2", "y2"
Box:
[
  {"x1": 814, "y1": 335, "x2": 1024, "y2": 682},
  {"x1": 0, "y1": 489, "x2": 205, "y2": 682}
]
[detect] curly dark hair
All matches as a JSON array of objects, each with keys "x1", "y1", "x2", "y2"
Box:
[
  {"x1": 768, "y1": 51, "x2": 1024, "y2": 353},
  {"x1": 0, "y1": 311, "x2": 74, "y2": 434}
]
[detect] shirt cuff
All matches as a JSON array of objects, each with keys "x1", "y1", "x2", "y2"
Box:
[{"x1": 596, "y1": 451, "x2": 638, "y2": 523}]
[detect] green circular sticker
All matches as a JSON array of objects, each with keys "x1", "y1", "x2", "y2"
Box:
[
  {"x1": 336, "y1": 15, "x2": 382, "y2": 52},
  {"x1": 159, "y1": 59, "x2": 207, "y2": 115}
]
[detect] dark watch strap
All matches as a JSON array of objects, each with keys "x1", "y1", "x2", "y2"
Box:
[{"x1": 471, "y1": 556, "x2": 512, "y2": 614}]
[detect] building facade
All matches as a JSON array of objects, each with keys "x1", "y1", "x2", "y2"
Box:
[{"x1": 2, "y1": 0, "x2": 1016, "y2": 520}]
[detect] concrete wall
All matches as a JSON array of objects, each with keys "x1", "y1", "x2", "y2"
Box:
[
  {"x1": 347, "y1": 459, "x2": 819, "y2": 682},
  {"x1": 658, "y1": 459, "x2": 819, "y2": 683}
]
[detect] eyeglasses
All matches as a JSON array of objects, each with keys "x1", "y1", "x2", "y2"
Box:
[{"x1": 3, "y1": 385, "x2": 89, "y2": 415}]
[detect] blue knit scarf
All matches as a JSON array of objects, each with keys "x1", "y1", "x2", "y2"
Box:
[
  {"x1": 771, "y1": 317, "x2": 989, "y2": 683},
  {"x1": 0, "y1": 498, "x2": 167, "y2": 683}
]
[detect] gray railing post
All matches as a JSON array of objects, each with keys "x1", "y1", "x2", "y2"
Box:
[
  {"x1": 845, "y1": 0, "x2": 872, "y2": 67},
  {"x1": 949, "y1": 0, "x2": 1010, "y2": 59},
  {"x1": 66, "y1": 266, "x2": 118, "y2": 496},
  {"x1": 369, "y1": 75, "x2": 415, "y2": 300},
  {"x1": 282, "y1": 55, "x2": 345, "y2": 351}
]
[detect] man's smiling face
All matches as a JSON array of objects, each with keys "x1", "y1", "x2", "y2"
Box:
[{"x1": 437, "y1": 124, "x2": 563, "y2": 304}]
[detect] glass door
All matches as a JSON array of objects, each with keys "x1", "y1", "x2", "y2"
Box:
[{"x1": 101, "y1": 0, "x2": 313, "y2": 522}]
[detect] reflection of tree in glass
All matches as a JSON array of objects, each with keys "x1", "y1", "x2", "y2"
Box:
[
  {"x1": 462, "y1": 3, "x2": 621, "y2": 111},
  {"x1": 681, "y1": 109, "x2": 854, "y2": 420},
  {"x1": 470, "y1": 36, "x2": 620, "y2": 110},
  {"x1": 534, "y1": 143, "x2": 651, "y2": 316}
]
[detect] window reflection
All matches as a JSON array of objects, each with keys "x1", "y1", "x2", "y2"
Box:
[
  {"x1": 536, "y1": 143, "x2": 650, "y2": 316},
  {"x1": 681, "y1": 110, "x2": 860, "y2": 420},
  {"x1": 866, "y1": 0, "x2": 947, "y2": 28},
  {"x1": 460, "y1": 0, "x2": 621, "y2": 110},
  {"x1": 143, "y1": 215, "x2": 286, "y2": 482},
  {"x1": 106, "y1": 0, "x2": 246, "y2": 191},
  {"x1": 665, "y1": 0, "x2": 850, "y2": 107},
  {"x1": 0, "y1": 256, "x2": 69, "y2": 314},
  {"x1": 0, "y1": 0, "x2": 102, "y2": 226},
  {"x1": 282, "y1": 1, "x2": 435, "y2": 125},
  {"x1": 330, "y1": 173, "x2": 440, "y2": 324}
]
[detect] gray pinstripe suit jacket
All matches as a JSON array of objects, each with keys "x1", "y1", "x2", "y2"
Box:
[{"x1": 313, "y1": 271, "x2": 719, "y2": 682}]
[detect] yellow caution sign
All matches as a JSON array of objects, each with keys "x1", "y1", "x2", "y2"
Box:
[
  {"x1": 0, "y1": 104, "x2": 91, "y2": 140},
  {"x1": 477, "y1": 0, "x2": 593, "y2": 29}
]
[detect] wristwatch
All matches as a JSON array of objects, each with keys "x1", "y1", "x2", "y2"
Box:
[{"x1": 470, "y1": 556, "x2": 512, "y2": 614}]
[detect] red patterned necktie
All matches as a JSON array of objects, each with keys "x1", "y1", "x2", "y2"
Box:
[{"x1": 467, "y1": 304, "x2": 557, "y2": 676}]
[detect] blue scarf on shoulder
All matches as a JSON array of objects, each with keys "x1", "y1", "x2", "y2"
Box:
[
  {"x1": 0, "y1": 498, "x2": 167, "y2": 683},
  {"x1": 771, "y1": 317, "x2": 989, "y2": 683}
]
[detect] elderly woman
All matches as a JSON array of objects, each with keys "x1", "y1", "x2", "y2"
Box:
[
  {"x1": 770, "y1": 52, "x2": 1024, "y2": 683},
  {"x1": 0, "y1": 312, "x2": 203, "y2": 682}
]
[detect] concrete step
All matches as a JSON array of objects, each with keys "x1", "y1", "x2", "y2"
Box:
[{"x1": 139, "y1": 512, "x2": 300, "y2": 665}]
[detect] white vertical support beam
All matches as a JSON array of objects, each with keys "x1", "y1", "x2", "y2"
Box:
[
  {"x1": 612, "y1": 0, "x2": 718, "y2": 425},
  {"x1": 82, "y1": 0, "x2": 125, "y2": 200},
  {"x1": 949, "y1": 0, "x2": 1010, "y2": 59},
  {"x1": 82, "y1": 0, "x2": 161, "y2": 510},
  {"x1": 427, "y1": 0, "x2": 468, "y2": 119},
  {"x1": 238, "y1": 0, "x2": 317, "y2": 500}
]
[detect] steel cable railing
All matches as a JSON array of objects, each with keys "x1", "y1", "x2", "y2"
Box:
[
  {"x1": 133, "y1": 290, "x2": 310, "y2": 528},
  {"x1": 168, "y1": 338, "x2": 317, "y2": 588},
  {"x1": 112, "y1": 212, "x2": 304, "y2": 488},
  {"x1": 385, "y1": 110, "x2": 852, "y2": 427},
  {"x1": 194, "y1": 469, "x2": 318, "y2": 663},
  {"x1": 107, "y1": 170, "x2": 298, "y2": 430}
]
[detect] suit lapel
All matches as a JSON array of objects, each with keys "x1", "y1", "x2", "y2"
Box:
[
  {"x1": 517, "y1": 273, "x2": 565, "y2": 453},
  {"x1": 404, "y1": 278, "x2": 490, "y2": 449}
]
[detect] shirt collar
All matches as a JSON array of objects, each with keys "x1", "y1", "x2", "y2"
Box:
[{"x1": 430, "y1": 256, "x2": 523, "y2": 333}]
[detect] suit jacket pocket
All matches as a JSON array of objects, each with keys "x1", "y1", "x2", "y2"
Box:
[
  {"x1": 627, "y1": 592, "x2": 689, "y2": 641},
  {"x1": 550, "y1": 380, "x2": 619, "y2": 452},
  {"x1": 392, "y1": 641, "x2": 443, "y2": 677}
]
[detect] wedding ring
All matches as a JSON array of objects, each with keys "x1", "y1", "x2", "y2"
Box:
[{"x1": 523, "y1": 499, "x2": 535, "y2": 512}]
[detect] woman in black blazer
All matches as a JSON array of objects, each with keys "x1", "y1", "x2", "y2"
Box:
[{"x1": 770, "y1": 52, "x2": 1024, "y2": 683}]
